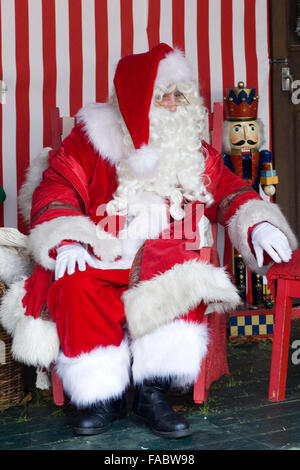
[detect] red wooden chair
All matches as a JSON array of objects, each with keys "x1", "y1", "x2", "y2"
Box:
[
  {"x1": 50, "y1": 363, "x2": 65, "y2": 406},
  {"x1": 267, "y1": 248, "x2": 300, "y2": 401}
]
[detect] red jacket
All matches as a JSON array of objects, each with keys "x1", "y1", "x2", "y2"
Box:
[
  {"x1": 31, "y1": 124, "x2": 260, "y2": 233},
  {"x1": 23, "y1": 123, "x2": 261, "y2": 325},
  {"x1": 7, "y1": 104, "x2": 295, "y2": 367}
]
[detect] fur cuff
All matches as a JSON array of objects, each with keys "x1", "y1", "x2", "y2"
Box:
[
  {"x1": 131, "y1": 319, "x2": 209, "y2": 388},
  {"x1": 127, "y1": 145, "x2": 161, "y2": 178},
  {"x1": 0, "y1": 279, "x2": 59, "y2": 368},
  {"x1": 12, "y1": 316, "x2": 59, "y2": 369},
  {"x1": 28, "y1": 215, "x2": 122, "y2": 270},
  {"x1": 55, "y1": 340, "x2": 131, "y2": 407},
  {"x1": 227, "y1": 199, "x2": 298, "y2": 274},
  {"x1": 123, "y1": 260, "x2": 240, "y2": 338}
]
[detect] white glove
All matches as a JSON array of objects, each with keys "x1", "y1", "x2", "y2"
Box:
[
  {"x1": 55, "y1": 243, "x2": 98, "y2": 280},
  {"x1": 251, "y1": 222, "x2": 292, "y2": 268}
]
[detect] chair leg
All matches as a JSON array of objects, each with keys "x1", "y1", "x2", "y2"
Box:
[
  {"x1": 51, "y1": 363, "x2": 65, "y2": 406},
  {"x1": 269, "y1": 280, "x2": 292, "y2": 401},
  {"x1": 193, "y1": 312, "x2": 229, "y2": 404},
  {"x1": 193, "y1": 355, "x2": 208, "y2": 404}
]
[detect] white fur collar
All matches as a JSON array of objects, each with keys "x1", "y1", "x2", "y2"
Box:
[{"x1": 76, "y1": 102, "x2": 127, "y2": 165}]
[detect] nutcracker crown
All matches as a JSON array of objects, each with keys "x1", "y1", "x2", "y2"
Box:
[{"x1": 224, "y1": 81, "x2": 259, "y2": 121}]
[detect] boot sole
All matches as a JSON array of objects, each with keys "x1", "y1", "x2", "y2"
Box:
[
  {"x1": 131, "y1": 413, "x2": 193, "y2": 439},
  {"x1": 73, "y1": 410, "x2": 127, "y2": 436},
  {"x1": 73, "y1": 422, "x2": 112, "y2": 436}
]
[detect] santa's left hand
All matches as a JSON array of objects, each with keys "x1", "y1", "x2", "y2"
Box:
[{"x1": 251, "y1": 222, "x2": 292, "y2": 267}]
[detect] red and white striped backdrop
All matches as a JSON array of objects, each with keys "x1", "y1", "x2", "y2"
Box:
[{"x1": 0, "y1": 0, "x2": 270, "y2": 230}]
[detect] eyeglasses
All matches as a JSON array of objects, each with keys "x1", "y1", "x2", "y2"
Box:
[{"x1": 154, "y1": 89, "x2": 190, "y2": 107}]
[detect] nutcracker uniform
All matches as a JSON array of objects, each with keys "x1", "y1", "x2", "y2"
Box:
[{"x1": 0, "y1": 44, "x2": 297, "y2": 438}]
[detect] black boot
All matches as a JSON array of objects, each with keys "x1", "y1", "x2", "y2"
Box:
[
  {"x1": 73, "y1": 396, "x2": 126, "y2": 435},
  {"x1": 131, "y1": 379, "x2": 192, "y2": 439}
]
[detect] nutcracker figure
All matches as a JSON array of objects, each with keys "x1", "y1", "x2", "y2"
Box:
[{"x1": 222, "y1": 81, "x2": 277, "y2": 308}]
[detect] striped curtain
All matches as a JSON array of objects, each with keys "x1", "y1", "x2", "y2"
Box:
[{"x1": 0, "y1": 0, "x2": 270, "y2": 230}]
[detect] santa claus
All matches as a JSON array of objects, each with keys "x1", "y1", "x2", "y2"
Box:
[{"x1": 0, "y1": 43, "x2": 297, "y2": 439}]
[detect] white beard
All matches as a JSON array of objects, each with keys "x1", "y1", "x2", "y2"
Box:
[{"x1": 107, "y1": 93, "x2": 214, "y2": 221}]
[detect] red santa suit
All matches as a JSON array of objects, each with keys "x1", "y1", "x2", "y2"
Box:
[{"x1": 0, "y1": 43, "x2": 297, "y2": 409}]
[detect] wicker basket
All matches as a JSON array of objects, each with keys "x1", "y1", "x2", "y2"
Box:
[{"x1": 0, "y1": 281, "x2": 24, "y2": 410}]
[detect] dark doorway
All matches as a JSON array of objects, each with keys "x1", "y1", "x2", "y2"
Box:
[{"x1": 269, "y1": 0, "x2": 300, "y2": 241}]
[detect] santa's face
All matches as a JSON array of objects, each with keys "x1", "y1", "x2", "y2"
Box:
[
  {"x1": 154, "y1": 89, "x2": 189, "y2": 113},
  {"x1": 229, "y1": 120, "x2": 258, "y2": 150}
]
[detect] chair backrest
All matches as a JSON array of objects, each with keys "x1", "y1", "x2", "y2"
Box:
[
  {"x1": 210, "y1": 102, "x2": 224, "y2": 153},
  {"x1": 208, "y1": 102, "x2": 225, "y2": 262},
  {"x1": 50, "y1": 107, "x2": 75, "y2": 150},
  {"x1": 202, "y1": 109, "x2": 211, "y2": 144}
]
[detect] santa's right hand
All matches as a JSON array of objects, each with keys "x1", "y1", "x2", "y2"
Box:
[{"x1": 55, "y1": 243, "x2": 98, "y2": 280}]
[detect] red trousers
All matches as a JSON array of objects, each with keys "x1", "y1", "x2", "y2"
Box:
[
  {"x1": 47, "y1": 266, "x2": 130, "y2": 358},
  {"x1": 47, "y1": 266, "x2": 206, "y2": 359}
]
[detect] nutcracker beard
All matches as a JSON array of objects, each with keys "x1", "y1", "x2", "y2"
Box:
[{"x1": 109, "y1": 84, "x2": 214, "y2": 221}]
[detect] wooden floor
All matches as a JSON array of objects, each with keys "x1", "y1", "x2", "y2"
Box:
[{"x1": 2, "y1": 320, "x2": 300, "y2": 452}]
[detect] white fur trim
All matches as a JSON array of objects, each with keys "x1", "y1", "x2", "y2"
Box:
[
  {"x1": 55, "y1": 340, "x2": 131, "y2": 407},
  {"x1": 227, "y1": 199, "x2": 298, "y2": 274},
  {"x1": 155, "y1": 48, "x2": 195, "y2": 89},
  {"x1": 127, "y1": 145, "x2": 161, "y2": 178},
  {"x1": 18, "y1": 147, "x2": 51, "y2": 225},
  {"x1": 131, "y1": 319, "x2": 209, "y2": 388},
  {"x1": 123, "y1": 259, "x2": 240, "y2": 338},
  {"x1": 28, "y1": 215, "x2": 122, "y2": 270},
  {"x1": 0, "y1": 279, "x2": 60, "y2": 368},
  {"x1": 13, "y1": 316, "x2": 59, "y2": 368},
  {"x1": 76, "y1": 102, "x2": 126, "y2": 165}
]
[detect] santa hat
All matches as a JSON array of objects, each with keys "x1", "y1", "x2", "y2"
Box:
[{"x1": 113, "y1": 43, "x2": 195, "y2": 177}]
